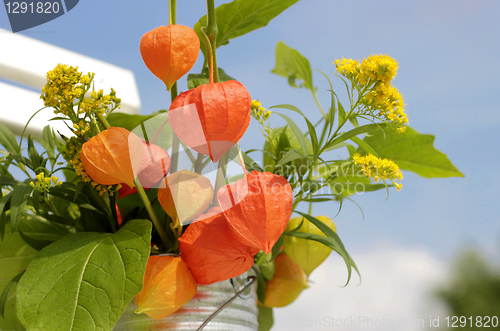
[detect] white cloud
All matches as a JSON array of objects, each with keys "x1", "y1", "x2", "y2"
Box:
[{"x1": 273, "y1": 245, "x2": 449, "y2": 331}]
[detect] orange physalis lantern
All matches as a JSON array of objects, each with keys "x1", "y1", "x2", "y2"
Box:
[
  {"x1": 140, "y1": 25, "x2": 200, "y2": 91},
  {"x1": 218, "y1": 171, "x2": 293, "y2": 254},
  {"x1": 81, "y1": 127, "x2": 143, "y2": 189},
  {"x1": 178, "y1": 207, "x2": 259, "y2": 284},
  {"x1": 135, "y1": 255, "x2": 197, "y2": 319},
  {"x1": 261, "y1": 253, "x2": 308, "y2": 308},
  {"x1": 157, "y1": 170, "x2": 213, "y2": 226},
  {"x1": 136, "y1": 141, "x2": 171, "y2": 188},
  {"x1": 169, "y1": 80, "x2": 251, "y2": 162}
]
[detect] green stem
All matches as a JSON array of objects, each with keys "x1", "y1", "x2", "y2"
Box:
[
  {"x1": 312, "y1": 91, "x2": 326, "y2": 119},
  {"x1": 170, "y1": 82, "x2": 180, "y2": 173},
  {"x1": 194, "y1": 153, "x2": 204, "y2": 174},
  {"x1": 96, "y1": 112, "x2": 110, "y2": 129},
  {"x1": 255, "y1": 252, "x2": 266, "y2": 266},
  {"x1": 212, "y1": 151, "x2": 229, "y2": 206},
  {"x1": 134, "y1": 178, "x2": 172, "y2": 249},
  {"x1": 169, "y1": 0, "x2": 176, "y2": 25},
  {"x1": 205, "y1": 0, "x2": 219, "y2": 83}
]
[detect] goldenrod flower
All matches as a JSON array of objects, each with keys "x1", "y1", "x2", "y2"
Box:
[
  {"x1": 30, "y1": 172, "x2": 62, "y2": 193},
  {"x1": 353, "y1": 153, "x2": 403, "y2": 190}
]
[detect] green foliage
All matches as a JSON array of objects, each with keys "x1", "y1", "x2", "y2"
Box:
[
  {"x1": 194, "y1": 0, "x2": 299, "y2": 60},
  {"x1": 357, "y1": 126, "x2": 464, "y2": 178},
  {"x1": 436, "y1": 248, "x2": 500, "y2": 324},
  {"x1": 272, "y1": 42, "x2": 314, "y2": 91},
  {"x1": 106, "y1": 110, "x2": 166, "y2": 132},
  {"x1": 16, "y1": 219, "x2": 152, "y2": 331},
  {"x1": 187, "y1": 67, "x2": 236, "y2": 89},
  {"x1": 257, "y1": 304, "x2": 274, "y2": 331},
  {"x1": 0, "y1": 223, "x2": 37, "y2": 330}
]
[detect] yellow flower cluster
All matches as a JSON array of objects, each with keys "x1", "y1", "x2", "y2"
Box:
[
  {"x1": 77, "y1": 88, "x2": 121, "y2": 116},
  {"x1": 30, "y1": 172, "x2": 62, "y2": 193},
  {"x1": 352, "y1": 153, "x2": 403, "y2": 191},
  {"x1": 251, "y1": 100, "x2": 272, "y2": 122},
  {"x1": 334, "y1": 54, "x2": 408, "y2": 130},
  {"x1": 40, "y1": 64, "x2": 89, "y2": 116},
  {"x1": 63, "y1": 137, "x2": 114, "y2": 195}
]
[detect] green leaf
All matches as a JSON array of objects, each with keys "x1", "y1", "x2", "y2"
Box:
[
  {"x1": 351, "y1": 136, "x2": 378, "y2": 157},
  {"x1": 275, "y1": 149, "x2": 304, "y2": 167},
  {"x1": 271, "y1": 41, "x2": 314, "y2": 91},
  {"x1": 323, "y1": 123, "x2": 389, "y2": 152},
  {"x1": 263, "y1": 127, "x2": 313, "y2": 171},
  {"x1": 18, "y1": 214, "x2": 69, "y2": 251},
  {"x1": 27, "y1": 135, "x2": 42, "y2": 171},
  {"x1": 289, "y1": 212, "x2": 360, "y2": 286},
  {"x1": 106, "y1": 111, "x2": 166, "y2": 132},
  {"x1": 17, "y1": 219, "x2": 152, "y2": 331},
  {"x1": 0, "y1": 192, "x2": 12, "y2": 239},
  {"x1": 0, "y1": 223, "x2": 37, "y2": 330},
  {"x1": 1, "y1": 271, "x2": 24, "y2": 318},
  {"x1": 270, "y1": 234, "x2": 284, "y2": 262},
  {"x1": 257, "y1": 273, "x2": 267, "y2": 304},
  {"x1": 194, "y1": 0, "x2": 299, "y2": 59},
  {"x1": 357, "y1": 126, "x2": 464, "y2": 178},
  {"x1": 274, "y1": 113, "x2": 308, "y2": 156},
  {"x1": 0, "y1": 123, "x2": 21, "y2": 155},
  {"x1": 9, "y1": 183, "x2": 33, "y2": 232},
  {"x1": 257, "y1": 304, "x2": 274, "y2": 331},
  {"x1": 187, "y1": 67, "x2": 236, "y2": 89}
]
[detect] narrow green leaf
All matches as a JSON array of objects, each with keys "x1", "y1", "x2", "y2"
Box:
[
  {"x1": 337, "y1": 98, "x2": 346, "y2": 129},
  {"x1": 274, "y1": 113, "x2": 308, "y2": 156},
  {"x1": 271, "y1": 41, "x2": 314, "y2": 91},
  {"x1": 323, "y1": 123, "x2": 389, "y2": 152},
  {"x1": 270, "y1": 234, "x2": 284, "y2": 262},
  {"x1": 17, "y1": 219, "x2": 152, "y2": 331},
  {"x1": 195, "y1": 0, "x2": 299, "y2": 59},
  {"x1": 9, "y1": 183, "x2": 33, "y2": 232},
  {"x1": 257, "y1": 304, "x2": 274, "y2": 331},
  {"x1": 357, "y1": 126, "x2": 464, "y2": 178},
  {"x1": 275, "y1": 149, "x2": 304, "y2": 167},
  {"x1": 257, "y1": 273, "x2": 267, "y2": 304},
  {"x1": 351, "y1": 136, "x2": 378, "y2": 157},
  {"x1": 27, "y1": 135, "x2": 42, "y2": 170},
  {"x1": 187, "y1": 67, "x2": 236, "y2": 89},
  {"x1": 292, "y1": 212, "x2": 360, "y2": 286},
  {"x1": 0, "y1": 271, "x2": 24, "y2": 318},
  {"x1": 0, "y1": 123, "x2": 20, "y2": 155}
]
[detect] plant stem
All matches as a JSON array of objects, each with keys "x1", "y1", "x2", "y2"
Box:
[
  {"x1": 96, "y1": 112, "x2": 110, "y2": 129},
  {"x1": 205, "y1": 0, "x2": 219, "y2": 83},
  {"x1": 134, "y1": 178, "x2": 172, "y2": 249},
  {"x1": 194, "y1": 153, "x2": 204, "y2": 174},
  {"x1": 212, "y1": 151, "x2": 229, "y2": 207},
  {"x1": 169, "y1": 0, "x2": 176, "y2": 25},
  {"x1": 312, "y1": 91, "x2": 326, "y2": 119},
  {"x1": 170, "y1": 82, "x2": 180, "y2": 173}
]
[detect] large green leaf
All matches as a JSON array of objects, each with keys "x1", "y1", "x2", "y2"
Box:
[
  {"x1": 257, "y1": 304, "x2": 274, "y2": 331},
  {"x1": 271, "y1": 41, "x2": 314, "y2": 91},
  {"x1": 194, "y1": 0, "x2": 299, "y2": 58},
  {"x1": 18, "y1": 214, "x2": 70, "y2": 251},
  {"x1": 17, "y1": 219, "x2": 152, "y2": 331},
  {"x1": 0, "y1": 223, "x2": 37, "y2": 331},
  {"x1": 357, "y1": 126, "x2": 464, "y2": 178}
]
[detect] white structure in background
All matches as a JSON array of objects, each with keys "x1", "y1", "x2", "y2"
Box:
[{"x1": 0, "y1": 28, "x2": 140, "y2": 137}]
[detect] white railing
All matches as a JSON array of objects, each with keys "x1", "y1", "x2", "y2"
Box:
[{"x1": 0, "y1": 28, "x2": 141, "y2": 137}]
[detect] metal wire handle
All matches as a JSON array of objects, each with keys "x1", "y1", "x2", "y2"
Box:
[{"x1": 196, "y1": 269, "x2": 259, "y2": 331}]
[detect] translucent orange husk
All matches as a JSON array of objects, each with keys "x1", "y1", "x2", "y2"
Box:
[
  {"x1": 135, "y1": 255, "x2": 197, "y2": 319},
  {"x1": 169, "y1": 80, "x2": 251, "y2": 162},
  {"x1": 137, "y1": 141, "x2": 171, "y2": 188},
  {"x1": 217, "y1": 171, "x2": 293, "y2": 254},
  {"x1": 140, "y1": 25, "x2": 200, "y2": 91},
  {"x1": 261, "y1": 253, "x2": 308, "y2": 308},
  {"x1": 157, "y1": 170, "x2": 213, "y2": 226},
  {"x1": 81, "y1": 127, "x2": 143, "y2": 189},
  {"x1": 178, "y1": 207, "x2": 259, "y2": 284}
]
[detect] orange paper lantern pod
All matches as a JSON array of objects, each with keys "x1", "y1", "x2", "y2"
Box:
[
  {"x1": 137, "y1": 141, "x2": 172, "y2": 188},
  {"x1": 179, "y1": 207, "x2": 259, "y2": 284},
  {"x1": 140, "y1": 25, "x2": 200, "y2": 91},
  {"x1": 169, "y1": 81, "x2": 251, "y2": 162},
  {"x1": 135, "y1": 255, "x2": 197, "y2": 319},
  {"x1": 81, "y1": 127, "x2": 143, "y2": 189},
  {"x1": 217, "y1": 171, "x2": 293, "y2": 254},
  {"x1": 157, "y1": 170, "x2": 213, "y2": 226},
  {"x1": 261, "y1": 253, "x2": 308, "y2": 308}
]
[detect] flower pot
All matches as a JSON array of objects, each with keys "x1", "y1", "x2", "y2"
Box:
[{"x1": 113, "y1": 270, "x2": 258, "y2": 331}]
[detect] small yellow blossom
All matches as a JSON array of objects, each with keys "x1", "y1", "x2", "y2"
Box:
[
  {"x1": 352, "y1": 153, "x2": 403, "y2": 190},
  {"x1": 396, "y1": 126, "x2": 407, "y2": 133},
  {"x1": 30, "y1": 172, "x2": 62, "y2": 193}
]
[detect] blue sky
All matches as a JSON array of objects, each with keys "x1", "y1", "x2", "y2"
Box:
[{"x1": 1, "y1": 0, "x2": 500, "y2": 328}]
